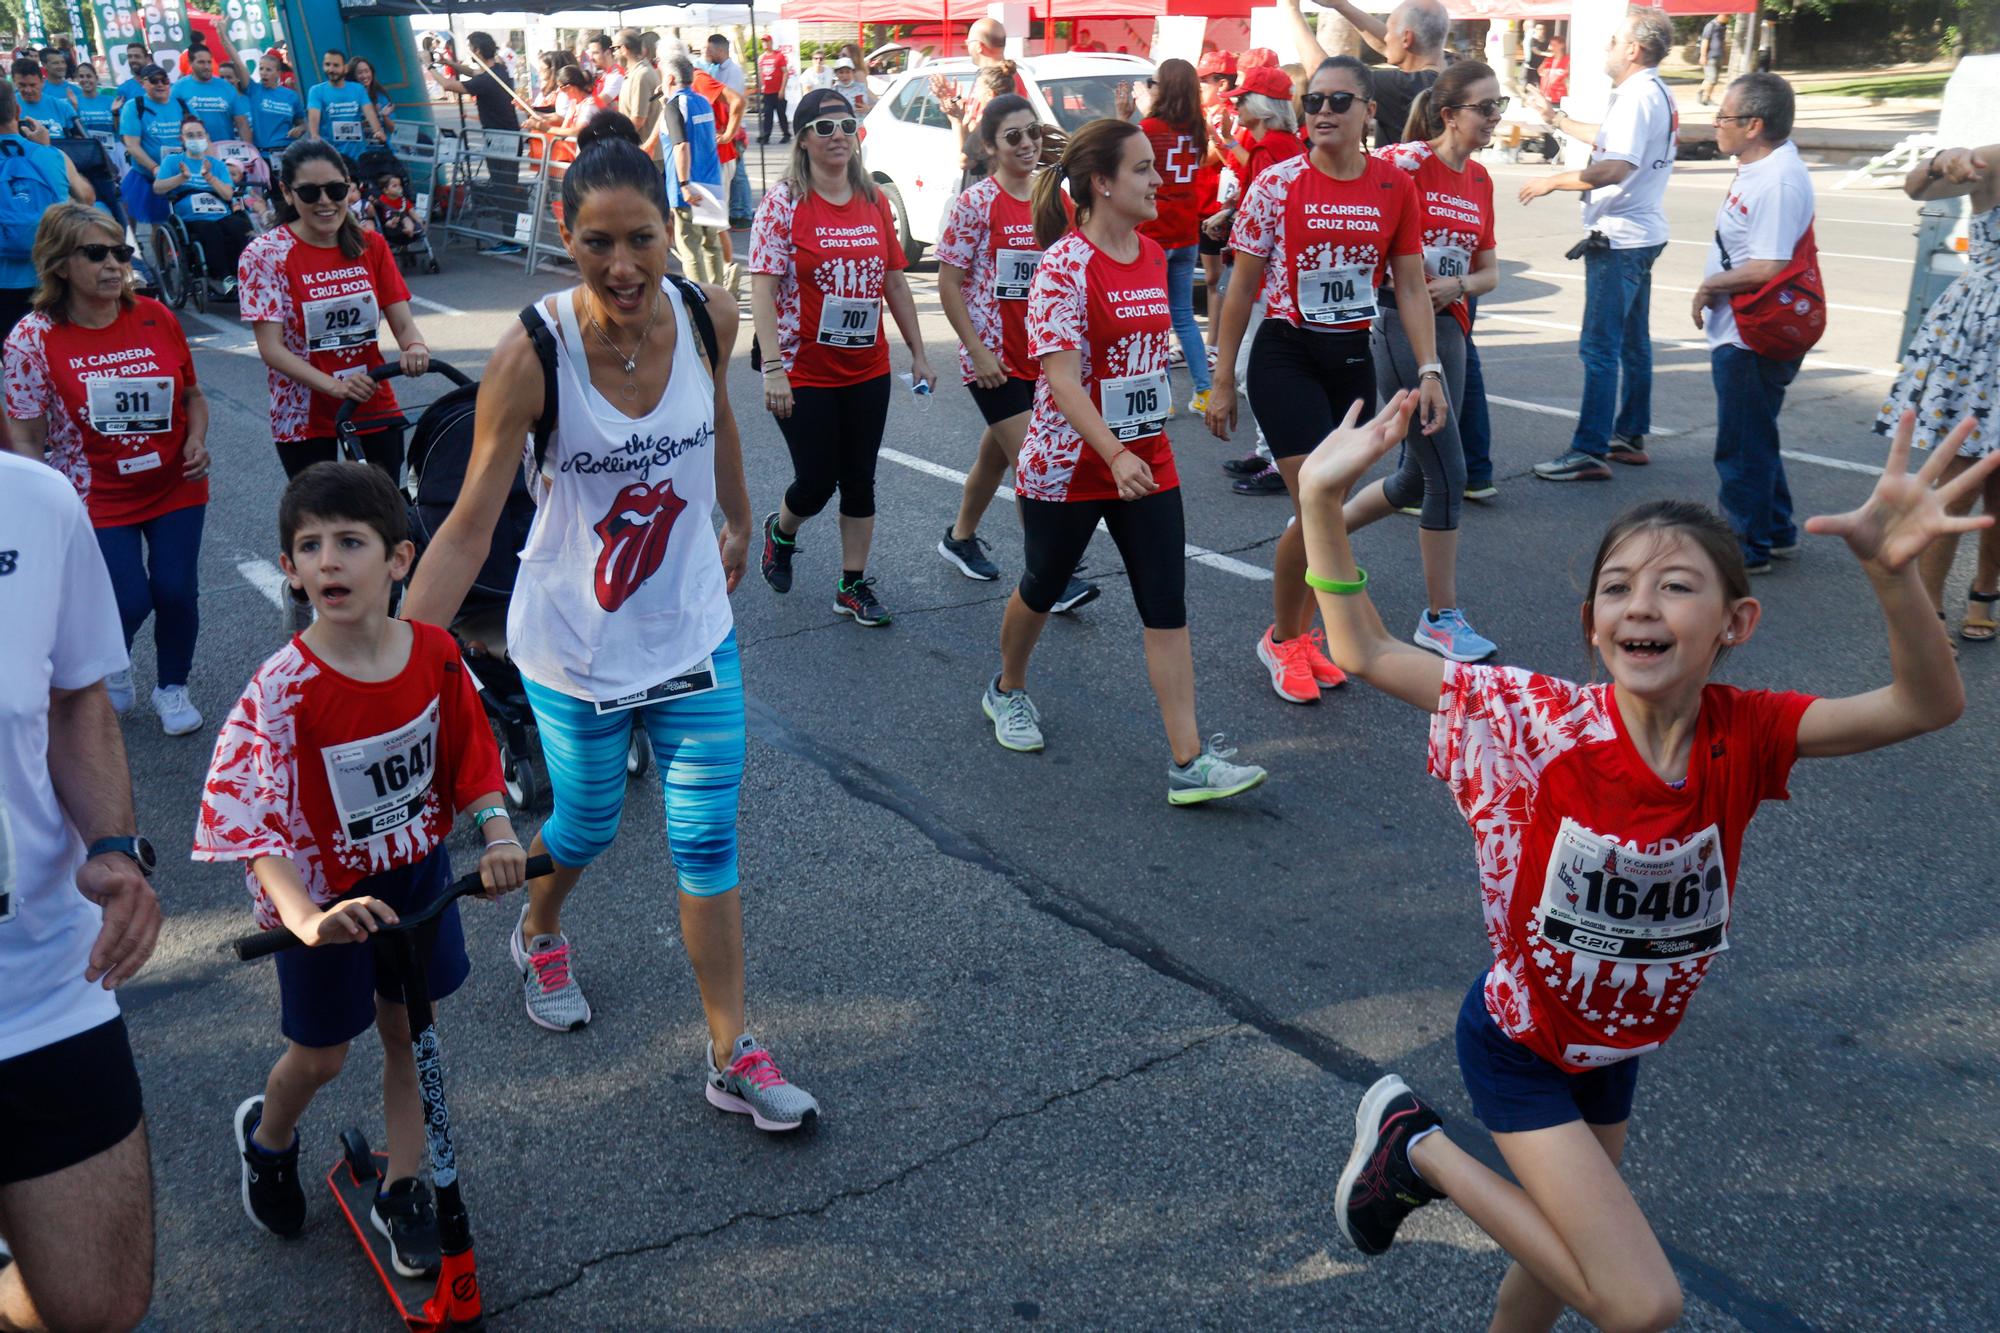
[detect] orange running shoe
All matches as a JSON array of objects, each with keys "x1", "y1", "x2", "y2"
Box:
[
  {"x1": 1257, "y1": 625, "x2": 1320, "y2": 704},
  {"x1": 1304, "y1": 628, "x2": 1348, "y2": 689}
]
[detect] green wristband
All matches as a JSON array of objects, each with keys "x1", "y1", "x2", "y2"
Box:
[
  {"x1": 472, "y1": 804, "x2": 509, "y2": 827},
  {"x1": 1303, "y1": 566, "x2": 1368, "y2": 596}
]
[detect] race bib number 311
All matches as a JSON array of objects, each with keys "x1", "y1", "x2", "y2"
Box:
[
  {"x1": 86, "y1": 376, "x2": 174, "y2": 435},
  {"x1": 1538, "y1": 818, "x2": 1730, "y2": 963},
  {"x1": 321, "y1": 700, "x2": 441, "y2": 842}
]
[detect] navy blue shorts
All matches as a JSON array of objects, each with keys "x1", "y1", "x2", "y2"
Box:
[
  {"x1": 1454, "y1": 975, "x2": 1640, "y2": 1134},
  {"x1": 274, "y1": 846, "x2": 470, "y2": 1049}
]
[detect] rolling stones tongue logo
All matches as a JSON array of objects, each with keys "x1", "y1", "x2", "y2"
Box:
[{"x1": 593, "y1": 479, "x2": 687, "y2": 611}]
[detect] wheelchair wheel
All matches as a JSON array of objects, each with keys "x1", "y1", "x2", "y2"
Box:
[
  {"x1": 153, "y1": 228, "x2": 188, "y2": 309},
  {"x1": 189, "y1": 247, "x2": 210, "y2": 314}
]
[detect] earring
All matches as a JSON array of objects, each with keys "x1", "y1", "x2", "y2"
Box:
[{"x1": 1723, "y1": 633, "x2": 1735, "y2": 642}]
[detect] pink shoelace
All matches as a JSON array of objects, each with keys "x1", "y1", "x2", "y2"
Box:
[
  {"x1": 727, "y1": 1047, "x2": 785, "y2": 1091},
  {"x1": 529, "y1": 941, "x2": 573, "y2": 993}
]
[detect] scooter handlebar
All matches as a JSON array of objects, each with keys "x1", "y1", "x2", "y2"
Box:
[{"x1": 233, "y1": 853, "x2": 552, "y2": 961}]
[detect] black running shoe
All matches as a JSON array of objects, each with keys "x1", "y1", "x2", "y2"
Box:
[
  {"x1": 1335, "y1": 1075, "x2": 1446, "y2": 1257},
  {"x1": 834, "y1": 576, "x2": 892, "y2": 627},
  {"x1": 761, "y1": 511, "x2": 797, "y2": 594},
  {"x1": 1052, "y1": 575, "x2": 1100, "y2": 614},
  {"x1": 938, "y1": 528, "x2": 1000, "y2": 580},
  {"x1": 1232, "y1": 464, "x2": 1288, "y2": 496},
  {"x1": 370, "y1": 1177, "x2": 441, "y2": 1278},
  {"x1": 234, "y1": 1095, "x2": 306, "y2": 1237},
  {"x1": 1222, "y1": 452, "x2": 1267, "y2": 477}
]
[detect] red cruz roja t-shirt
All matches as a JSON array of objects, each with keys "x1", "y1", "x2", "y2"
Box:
[
  {"x1": 239, "y1": 226, "x2": 408, "y2": 441},
  {"x1": 1019, "y1": 231, "x2": 1180, "y2": 504},
  {"x1": 1375, "y1": 139, "x2": 1496, "y2": 336},
  {"x1": 934, "y1": 177, "x2": 1072, "y2": 384},
  {"x1": 1229, "y1": 153, "x2": 1422, "y2": 332},
  {"x1": 748, "y1": 179, "x2": 908, "y2": 388},
  {"x1": 1140, "y1": 117, "x2": 1203, "y2": 250},
  {"x1": 4, "y1": 297, "x2": 207, "y2": 527}
]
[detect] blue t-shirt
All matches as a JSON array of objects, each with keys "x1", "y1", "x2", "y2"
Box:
[
  {"x1": 47, "y1": 80, "x2": 82, "y2": 107},
  {"x1": 308, "y1": 81, "x2": 373, "y2": 156},
  {"x1": 73, "y1": 91, "x2": 119, "y2": 137},
  {"x1": 0, "y1": 135, "x2": 72, "y2": 287},
  {"x1": 665, "y1": 87, "x2": 721, "y2": 210},
  {"x1": 247, "y1": 83, "x2": 304, "y2": 151},
  {"x1": 116, "y1": 77, "x2": 145, "y2": 105},
  {"x1": 119, "y1": 96, "x2": 183, "y2": 168},
  {"x1": 171, "y1": 75, "x2": 248, "y2": 142},
  {"x1": 17, "y1": 89, "x2": 77, "y2": 134},
  {"x1": 154, "y1": 150, "x2": 233, "y2": 222}
]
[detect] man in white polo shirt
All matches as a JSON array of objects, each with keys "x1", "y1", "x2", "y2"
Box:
[
  {"x1": 1519, "y1": 4, "x2": 1679, "y2": 482},
  {"x1": 1694, "y1": 71, "x2": 1815, "y2": 573},
  {"x1": 0, "y1": 451, "x2": 161, "y2": 1331}
]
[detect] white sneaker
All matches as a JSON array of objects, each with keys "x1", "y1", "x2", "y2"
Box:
[
  {"x1": 105, "y1": 669, "x2": 135, "y2": 714},
  {"x1": 151, "y1": 684, "x2": 203, "y2": 736}
]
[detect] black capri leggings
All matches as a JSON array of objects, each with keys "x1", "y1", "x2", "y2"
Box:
[
  {"x1": 1374, "y1": 304, "x2": 1468, "y2": 532},
  {"x1": 1245, "y1": 319, "x2": 1376, "y2": 459},
  {"x1": 773, "y1": 374, "x2": 893, "y2": 520},
  {"x1": 1018, "y1": 487, "x2": 1187, "y2": 630},
  {"x1": 277, "y1": 425, "x2": 408, "y2": 481}
]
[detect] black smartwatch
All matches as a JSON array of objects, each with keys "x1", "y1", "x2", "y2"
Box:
[{"x1": 87, "y1": 836, "x2": 157, "y2": 877}]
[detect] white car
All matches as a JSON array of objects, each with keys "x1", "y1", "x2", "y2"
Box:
[{"x1": 861, "y1": 53, "x2": 1154, "y2": 259}]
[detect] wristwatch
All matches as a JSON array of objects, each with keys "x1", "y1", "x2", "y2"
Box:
[{"x1": 88, "y1": 835, "x2": 157, "y2": 877}]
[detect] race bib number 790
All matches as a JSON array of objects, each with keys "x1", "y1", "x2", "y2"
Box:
[{"x1": 1538, "y1": 818, "x2": 1730, "y2": 964}]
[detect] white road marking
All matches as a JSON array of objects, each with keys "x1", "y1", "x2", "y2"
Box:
[
  {"x1": 1486, "y1": 393, "x2": 1681, "y2": 437},
  {"x1": 236, "y1": 557, "x2": 289, "y2": 609},
  {"x1": 1780, "y1": 449, "x2": 1881, "y2": 476},
  {"x1": 408, "y1": 295, "x2": 467, "y2": 317},
  {"x1": 1665, "y1": 236, "x2": 1910, "y2": 265},
  {"x1": 1478, "y1": 310, "x2": 1898, "y2": 377},
  {"x1": 1520, "y1": 268, "x2": 1903, "y2": 317}
]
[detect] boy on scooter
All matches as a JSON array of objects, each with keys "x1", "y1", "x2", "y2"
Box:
[{"x1": 194, "y1": 462, "x2": 529, "y2": 1278}]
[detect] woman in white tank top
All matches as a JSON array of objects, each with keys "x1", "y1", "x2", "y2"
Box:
[{"x1": 404, "y1": 114, "x2": 822, "y2": 1133}]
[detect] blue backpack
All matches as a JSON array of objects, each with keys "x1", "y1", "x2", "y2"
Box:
[{"x1": 0, "y1": 140, "x2": 61, "y2": 263}]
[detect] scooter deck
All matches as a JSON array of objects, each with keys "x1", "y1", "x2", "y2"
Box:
[{"x1": 326, "y1": 1152, "x2": 444, "y2": 1327}]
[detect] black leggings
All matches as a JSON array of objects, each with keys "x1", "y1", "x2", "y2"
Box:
[
  {"x1": 277, "y1": 425, "x2": 408, "y2": 481},
  {"x1": 774, "y1": 374, "x2": 892, "y2": 520},
  {"x1": 1018, "y1": 488, "x2": 1187, "y2": 630},
  {"x1": 1245, "y1": 319, "x2": 1377, "y2": 459}
]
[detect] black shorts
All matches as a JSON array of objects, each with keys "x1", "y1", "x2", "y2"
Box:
[
  {"x1": 1245, "y1": 319, "x2": 1376, "y2": 459},
  {"x1": 1198, "y1": 229, "x2": 1226, "y2": 258},
  {"x1": 0, "y1": 1016, "x2": 144, "y2": 1185},
  {"x1": 967, "y1": 375, "x2": 1035, "y2": 426},
  {"x1": 277, "y1": 424, "x2": 408, "y2": 481}
]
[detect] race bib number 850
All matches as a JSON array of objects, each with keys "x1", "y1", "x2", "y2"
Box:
[{"x1": 1538, "y1": 818, "x2": 1730, "y2": 963}]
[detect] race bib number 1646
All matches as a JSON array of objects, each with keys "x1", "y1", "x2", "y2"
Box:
[{"x1": 1537, "y1": 818, "x2": 1730, "y2": 964}]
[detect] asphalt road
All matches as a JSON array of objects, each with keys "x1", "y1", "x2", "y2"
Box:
[{"x1": 112, "y1": 156, "x2": 1997, "y2": 1331}]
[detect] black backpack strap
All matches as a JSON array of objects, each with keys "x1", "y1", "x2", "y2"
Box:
[
  {"x1": 517, "y1": 301, "x2": 558, "y2": 472},
  {"x1": 666, "y1": 273, "x2": 720, "y2": 372}
]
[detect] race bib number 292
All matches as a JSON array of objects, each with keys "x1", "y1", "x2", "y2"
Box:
[{"x1": 1538, "y1": 818, "x2": 1730, "y2": 964}]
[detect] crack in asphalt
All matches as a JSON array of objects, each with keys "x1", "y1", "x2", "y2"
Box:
[{"x1": 486, "y1": 1025, "x2": 1238, "y2": 1319}]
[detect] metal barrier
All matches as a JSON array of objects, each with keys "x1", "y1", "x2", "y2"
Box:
[{"x1": 437, "y1": 128, "x2": 573, "y2": 277}]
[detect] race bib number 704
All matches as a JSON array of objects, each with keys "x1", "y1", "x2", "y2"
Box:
[{"x1": 1538, "y1": 818, "x2": 1731, "y2": 964}]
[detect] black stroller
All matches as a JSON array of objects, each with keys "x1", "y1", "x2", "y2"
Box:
[
  {"x1": 335, "y1": 361, "x2": 652, "y2": 812},
  {"x1": 356, "y1": 143, "x2": 441, "y2": 275}
]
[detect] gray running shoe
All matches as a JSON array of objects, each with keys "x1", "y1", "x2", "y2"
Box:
[
  {"x1": 705, "y1": 1033, "x2": 819, "y2": 1132},
  {"x1": 1167, "y1": 734, "x2": 1268, "y2": 806},
  {"x1": 982, "y1": 674, "x2": 1045, "y2": 753},
  {"x1": 509, "y1": 903, "x2": 592, "y2": 1032}
]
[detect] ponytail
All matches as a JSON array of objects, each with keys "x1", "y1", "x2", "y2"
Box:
[
  {"x1": 1402, "y1": 87, "x2": 1438, "y2": 144},
  {"x1": 1034, "y1": 117, "x2": 1142, "y2": 250}
]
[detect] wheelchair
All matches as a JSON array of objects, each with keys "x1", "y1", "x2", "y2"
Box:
[{"x1": 151, "y1": 196, "x2": 251, "y2": 315}]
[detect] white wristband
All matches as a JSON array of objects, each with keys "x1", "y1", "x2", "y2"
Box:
[{"x1": 1417, "y1": 362, "x2": 1443, "y2": 378}]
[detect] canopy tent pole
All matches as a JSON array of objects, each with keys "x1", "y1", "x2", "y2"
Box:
[{"x1": 750, "y1": 1, "x2": 765, "y2": 220}]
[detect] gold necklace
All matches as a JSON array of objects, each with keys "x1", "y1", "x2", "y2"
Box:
[{"x1": 587, "y1": 291, "x2": 660, "y2": 400}]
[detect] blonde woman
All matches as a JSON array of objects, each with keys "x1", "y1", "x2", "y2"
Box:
[
  {"x1": 4, "y1": 204, "x2": 210, "y2": 732},
  {"x1": 749, "y1": 87, "x2": 933, "y2": 627}
]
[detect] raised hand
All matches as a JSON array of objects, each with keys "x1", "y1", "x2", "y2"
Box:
[
  {"x1": 1298, "y1": 391, "x2": 1417, "y2": 499},
  {"x1": 1803, "y1": 411, "x2": 1999, "y2": 572}
]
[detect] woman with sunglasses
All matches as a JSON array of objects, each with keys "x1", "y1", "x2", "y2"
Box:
[
  {"x1": 1205, "y1": 55, "x2": 1447, "y2": 706},
  {"x1": 980, "y1": 117, "x2": 1267, "y2": 805},
  {"x1": 1135, "y1": 59, "x2": 1215, "y2": 416},
  {"x1": 5, "y1": 204, "x2": 209, "y2": 735},
  {"x1": 1356, "y1": 60, "x2": 1506, "y2": 664},
  {"x1": 751, "y1": 88, "x2": 933, "y2": 627},
  {"x1": 240, "y1": 140, "x2": 429, "y2": 488},
  {"x1": 932, "y1": 95, "x2": 1089, "y2": 608}
]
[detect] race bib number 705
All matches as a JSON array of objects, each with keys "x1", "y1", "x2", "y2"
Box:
[{"x1": 1538, "y1": 818, "x2": 1731, "y2": 964}]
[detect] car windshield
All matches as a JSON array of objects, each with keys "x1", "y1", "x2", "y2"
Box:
[{"x1": 1034, "y1": 75, "x2": 1130, "y2": 131}]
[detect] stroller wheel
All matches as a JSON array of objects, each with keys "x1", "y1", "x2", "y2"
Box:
[
  {"x1": 504, "y1": 751, "x2": 541, "y2": 811},
  {"x1": 426, "y1": 257, "x2": 440, "y2": 274},
  {"x1": 339, "y1": 1129, "x2": 378, "y2": 1184},
  {"x1": 626, "y1": 729, "x2": 652, "y2": 780}
]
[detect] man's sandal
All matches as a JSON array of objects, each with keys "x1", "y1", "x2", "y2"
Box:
[{"x1": 1963, "y1": 590, "x2": 1999, "y2": 644}]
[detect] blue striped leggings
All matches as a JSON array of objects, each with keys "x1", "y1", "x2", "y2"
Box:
[{"x1": 521, "y1": 631, "x2": 746, "y2": 896}]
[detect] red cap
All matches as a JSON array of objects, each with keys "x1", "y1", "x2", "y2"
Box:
[
  {"x1": 1224, "y1": 65, "x2": 1295, "y2": 102},
  {"x1": 1197, "y1": 51, "x2": 1237, "y2": 78},
  {"x1": 1238, "y1": 47, "x2": 1282, "y2": 71}
]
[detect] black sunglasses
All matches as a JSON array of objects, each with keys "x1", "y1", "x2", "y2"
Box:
[
  {"x1": 75, "y1": 242, "x2": 136, "y2": 263},
  {"x1": 289, "y1": 180, "x2": 353, "y2": 203},
  {"x1": 1445, "y1": 97, "x2": 1511, "y2": 118},
  {"x1": 1000, "y1": 124, "x2": 1043, "y2": 146},
  {"x1": 806, "y1": 116, "x2": 859, "y2": 137},
  {"x1": 1300, "y1": 91, "x2": 1362, "y2": 115},
  {"x1": 144, "y1": 75, "x2": 168, "y2": 85}
]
